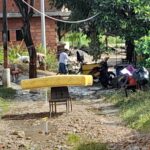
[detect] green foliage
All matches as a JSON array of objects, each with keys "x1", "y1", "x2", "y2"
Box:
[
  {"x1": 8, "y1": 42, "x2": 28, "y2": 63},
  {"x1": 36, "y1": 44, "x2": 45, "y2": 53},
  {"x1": 0, "y1": 87, "x2": 16, "y2": 115},
  {"x1": 54, "y1": 0, "x2": 150, "y2": 55},
  {"x1": 136, "y1": 35, "x2": 150, "y2": 67},
  {"x1": 145, "y1": 58, "x2": 150, "y2": 68},
  {"x1": 107, "y1": 36, "x2": 124, "y2": 45},
  {"x1": 0, "y1": 98, "x2": 9, "y2": 115},
  {"x1": 46, "y1": 52, "x2": 58, "y2": 71},
  {"x1": 66, "y1": 32, "x2": 81, "y2": 47},
  {"x1": 64, "y1": 32, "x2": 90, "y2": 47},
  {"x1": 67, "y1": 133, "x2": 80, "y2": 145},
  {"x1": 105, "y1": 90, "x2": 150, "y2": 132},
  {"x1": 0, "y1": 87, "x2": 16, "y2": 99},
  {"x1": 88, "y1": 38, "x2": 105, "y2": 61},
  {"x1": 136, "y1": 36, "x2": 150, "y2": 55},
  {"x1": 0, "y1": 43, "x2": 28, "y2": 64},
  {"x1": 0, "y1": 47, "x2": 3, "y2": 64},
  {"x1": 66, "y1": 133, "x2": 107, "y2": 150},
  {"x1": 75, "y1": 142, "x2": 107, "y2": 150}
]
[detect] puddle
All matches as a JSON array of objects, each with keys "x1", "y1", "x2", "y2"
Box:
[{"x1": 69, "y1": 86, "x2": 101, "y2": 100}]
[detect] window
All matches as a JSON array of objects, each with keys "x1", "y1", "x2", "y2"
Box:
[{"x1": 16, "y1": 30, "x2": 23, "y2": 41}]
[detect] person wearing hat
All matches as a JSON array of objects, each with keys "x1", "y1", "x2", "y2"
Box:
[
  {"x1": 57, "y1": 42, "x2": 70, "y2": 74},
  {"x1": 57, "y1": 42, "x2": 66, "y2": 60}
]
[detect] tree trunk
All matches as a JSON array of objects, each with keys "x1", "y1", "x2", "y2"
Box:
[
  {"x1": 105, "y1": 35, "x2": 108, "y2": 51},
  {"x1": 22, "y1": 22, "x2": 37, "y2": 78},
  {"x1": 125, "y1": 39, "x2": 135, "y2": 64},
  {"x1": 14, "y1": 0, "x2": 37, "y2": 78}
]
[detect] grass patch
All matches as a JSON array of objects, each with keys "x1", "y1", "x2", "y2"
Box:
[
  {"x1": 75, "y1": 142, "x2": 107, "y2": 150},
  {"x1": 67, "y1": 133, "x2": 81, "y2": 145},
  {"x1": 0, "y1": 98, "x2": 10, "y2": 115},
  {"x1": 0, "y1": 87, "x2": 16, "y2": 99},
  {"x1": 66, "y1": 133, "x2": 107, "y2": 150},
  {"x1": 0, "y1": 87, "x2": 16, "y2": 115},
  {"x1": 105, "y1": 90, "x2": 150, "y2": 132}
]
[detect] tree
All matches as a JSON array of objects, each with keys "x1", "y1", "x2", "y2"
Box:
[
  {"x1": 114, "y1": 0, "x2": 150, "y2": 63},
  {"x1": 54, "y1": 0, "x2": 150, "y2": 62},
  {"x1": 54, "y1": 0, "x2": 103, "y2": 60},
  {"x1": 14, "y1": 0, "x2": 37, "y2": 78}
]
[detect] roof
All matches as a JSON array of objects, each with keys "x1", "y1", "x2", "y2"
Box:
[{"x1": 0, "y1": 11, "x2": 71, "y2": 18}]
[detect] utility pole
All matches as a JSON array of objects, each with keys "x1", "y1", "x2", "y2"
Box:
[
  {"x1": 41, "y1": 0, "x2": 47, "y2": 102},
  {"x1": 2, "y1": 0, "x2": 11, "y2": 87},
  {"x1": 40, "y1": 0, "x2": 47, "y2": 54}
]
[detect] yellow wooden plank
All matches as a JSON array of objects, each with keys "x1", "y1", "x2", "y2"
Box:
[
  {"x1": 82, "y1": 64, "x2": 99, "y2": 70},
  {"x1": 82, "y1": 70, "x2": 91, "y2": 75},
  {"x1": 81, "y1": 64, "x2": 100, "y2": 75},
  {"x1": 21, "y1": 75, "x2": 93, "y2": 90}
]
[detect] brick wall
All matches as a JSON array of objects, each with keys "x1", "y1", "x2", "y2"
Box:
[
  {"x1": 0, "y1": 17, "x2": 57, "y2": 50},
  {"x1": 0, "y1": 0, "x2": 54, "y2": 13},
  {"x1": 30, "y1": 17, "x2": 57, "y2": 50},
  {"x1": 0, "y1": 0, "x2": 58, "y2": 51}
]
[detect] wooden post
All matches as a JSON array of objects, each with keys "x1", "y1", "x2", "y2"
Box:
[
  {"x1": 2, "y1": 0, "x2": 11, "y2": 87},
  {"x1": 3, "y1": 0, "x2": 8, "y2": 69}
]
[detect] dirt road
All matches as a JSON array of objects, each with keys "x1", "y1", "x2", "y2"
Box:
[{"x1": 0, "y1": 86, "x2": 149, "y2": 150}]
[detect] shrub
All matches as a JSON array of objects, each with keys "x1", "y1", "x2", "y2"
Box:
[
  {"x1": 136, "y1": 35, "x2": 150, "y2": 67},
  {"x1": 46, "y1": 52, "x2": 58, "y2": 71},
  {"x1": 0, "y1": 87, "x2": 16, "y2": 99}
]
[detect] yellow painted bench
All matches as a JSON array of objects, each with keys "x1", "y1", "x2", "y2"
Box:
[{"x1": 21, "y1": 75, "x2": 93, "y2": 90}]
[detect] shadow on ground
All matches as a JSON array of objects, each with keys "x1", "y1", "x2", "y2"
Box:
[{"x1": 1, "y1": 112, "x2": 63, "y2": 120}]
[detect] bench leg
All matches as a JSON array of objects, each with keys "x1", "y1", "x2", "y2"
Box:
[
  {"x1": 49, "y1": 102, "x2": 52, "y2": 118},
  {"x1": 66, "y1": 101, "x2": 68, "y2": 115},
  {"x1": 54, "y1": 102, "x2": 57, "y2": 114},
  {"x1": 69, "y1": 98, "x2": 72, "y2": 111}
]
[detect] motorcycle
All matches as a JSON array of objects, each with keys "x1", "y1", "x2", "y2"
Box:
[{"x1": 88, "y1": 62, "x2": 115, "y2": 88}]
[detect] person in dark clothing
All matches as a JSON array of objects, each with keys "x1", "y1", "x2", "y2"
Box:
[
  {"x1": 99, "y1": 57, "x2": 109, "y2": 88},
  {"x1": 76, "y1": 50, "x2": 84, "y2": 63}
]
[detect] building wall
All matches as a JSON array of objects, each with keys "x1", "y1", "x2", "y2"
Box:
[
  {"x1": 0, "y1": 17, "x2": 57, "y2": 50},
  {"x1": 0, "y1": 0, "x2": 57, "y2": 51},
  {"x1": 0, "y1": 0, "x2": 54, "y2": 13}
]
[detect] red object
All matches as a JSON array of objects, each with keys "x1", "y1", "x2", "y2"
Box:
[{"x1": 128, "y1": 76, "x2": 137, "y2": 86}]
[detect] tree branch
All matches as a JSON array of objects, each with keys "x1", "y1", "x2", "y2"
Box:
[{"x1": 29, "y1": 0, "x2": 34, "y2": 19}]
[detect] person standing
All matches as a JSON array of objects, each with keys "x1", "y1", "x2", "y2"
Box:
[{"x1": 58, "y1": 49, "x2": 69, "y2": 74}]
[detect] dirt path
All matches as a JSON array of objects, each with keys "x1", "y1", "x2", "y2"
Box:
[
  {"x1": 0, "y1": 86, "x2": 150, "y2": 150},
  {"x1": 0, "y1": 51, "x2": 149, "y2": 150}
]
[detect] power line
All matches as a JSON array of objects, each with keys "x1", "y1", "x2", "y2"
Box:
[{"x1": 22, "y1": 0, "x2": 100, "y2": 24}]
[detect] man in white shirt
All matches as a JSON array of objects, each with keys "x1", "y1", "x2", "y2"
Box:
[{"x1": 58, "y1": 49, "x2": 69, "y2": 74}]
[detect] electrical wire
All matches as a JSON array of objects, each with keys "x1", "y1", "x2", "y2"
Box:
[{"x1": 22, "y1": 0, "x2": 100, "y2": 24}]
